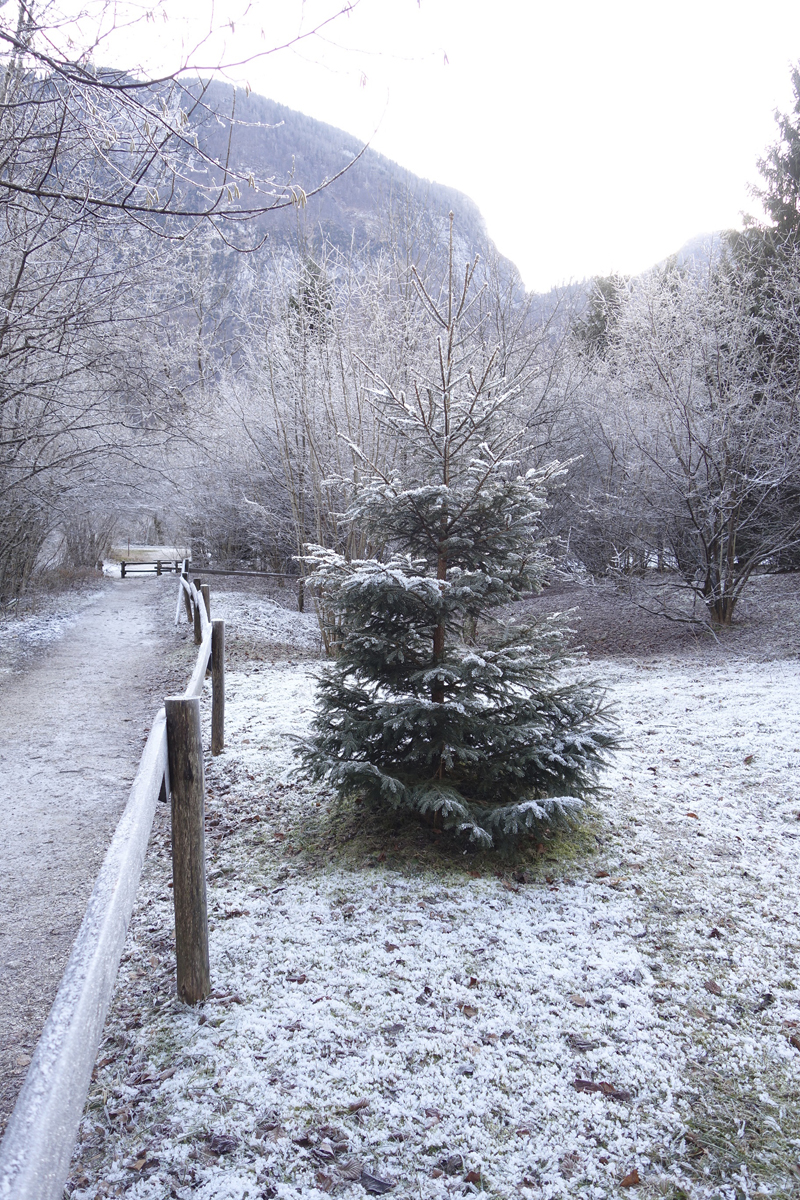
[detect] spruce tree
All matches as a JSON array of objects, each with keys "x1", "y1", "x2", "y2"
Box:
[{"x1": 299, "y1": 220, "x2": 616, "y2": 848}]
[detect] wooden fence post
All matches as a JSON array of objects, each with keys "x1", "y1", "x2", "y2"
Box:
[
  {"x1": 156, "y1": 560, "x2": 162, "y2": 576},
  {"x1": 165, "y1": 697, "x2": 210, "y2": 1005},
  {"x1": 201, "y1": 586, "x2": 211, "y2": 674},
  {"x1": 211, "y1": 620, "x2": 225, "y2": 755},
  {"x1": 120, "y1": 561, "x2": 126, "y2": 579},
  {"x1": 298, "y1": 576, "x2": 304, "y2": 612},
  {"x1": 181, "y1": 573, "x2": 193, "y2": 624},
  {"x1": 193, "y1": 578, "x2": 203, "y2": 645}
]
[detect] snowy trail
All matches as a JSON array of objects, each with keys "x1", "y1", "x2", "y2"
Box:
[{"x1": 0, "y1": 579, "x2": 182, "y2": 1131}]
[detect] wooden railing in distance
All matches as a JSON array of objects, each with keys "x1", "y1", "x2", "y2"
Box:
[
  {"x1": 119, "y1": 559, "x2": 185, "y2": 578},
  {"x1": 0, "y1": 577, "x2": 223, "y2": 1200}
]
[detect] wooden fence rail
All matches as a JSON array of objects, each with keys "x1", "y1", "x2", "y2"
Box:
[
  {"x1": 0, "y1": 576, "x2": 223, "y2": 1200},
  {"x1": 117, "y1": 560, "x2": 305, "y2": 610},
  {"x1": 119, "y1": 559, "x2": 184, "y2": 578}
]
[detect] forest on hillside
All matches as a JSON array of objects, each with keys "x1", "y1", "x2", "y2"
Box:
[{"x1": 3, "y1": 0, "x2": 800, "y2": 639}]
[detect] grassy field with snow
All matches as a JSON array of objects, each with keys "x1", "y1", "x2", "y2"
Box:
[{"x1": 68, "y1": 584, "x2": 800, "y2": 1200}]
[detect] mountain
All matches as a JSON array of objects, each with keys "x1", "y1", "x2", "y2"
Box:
[{"x1": 186, "y1": 81, "x2": 516, "y2": 273}]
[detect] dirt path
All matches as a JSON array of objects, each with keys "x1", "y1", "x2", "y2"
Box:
[{"x1": 0, "y1": 578, "x2": 188, "y2": 1132}]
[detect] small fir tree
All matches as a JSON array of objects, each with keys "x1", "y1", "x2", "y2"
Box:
[{"x1": 299, "y1": 219, "x2": 616, "y2": 847}]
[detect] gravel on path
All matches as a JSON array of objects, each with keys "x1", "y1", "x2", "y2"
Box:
[{"x1": 0, "y1": 577, "x2": 193, "y2": 1132}]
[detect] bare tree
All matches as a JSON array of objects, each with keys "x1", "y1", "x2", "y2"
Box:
[
  {"x1": 581, "y1": 257, "x2": 800, "y2": 624},
  {"x1": 0, "y1": 0, "x2": 370, "y2": 594},
  {"x1": 0, "y1": 0, "x2": 366, "y2": 237}
]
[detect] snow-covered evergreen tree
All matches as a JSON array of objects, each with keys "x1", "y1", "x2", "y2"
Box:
[{"x1": 299, "y1": 219, "x2": 616, "y2": 847}]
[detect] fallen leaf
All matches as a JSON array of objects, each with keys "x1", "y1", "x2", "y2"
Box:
[
  {"x1": 205, "y1": 1133, "x2": 239, "y2": 1155},
  {"x1": 468, "y1": 977, "x2": 478, "y2": 988},
  {"x1": 686, "y1": 812, "x2": 699, "y2": 819},
  {"x1": 708, "y1": 927, "x2": 723, "y2": 939},
  {"x1": 568, "y1": 994, "x2": 588, "y2": 1007},
  {"x1": 573, "y1": 1079, "x2": 631, "y2": 1101},
  {"x1": 338, "y1": 1159, "x2": 364, "y2": 1180},
  {"x1": 431, "y1": 1168, "x2": 443, "y2": 1178},
  {"x1": 438, "y1": 1154, "x2": 464, "y2": 1176},
  {"x1": 15, "y1": 1055, "x2": 31, "y2": 1068},
  {"x1": 599, "y1": 1156, "x2": 610, "y2": 1165},
  {"x1": 458, "y1": 1004, "x2": 478, "y2": 1018},
  {"x1": 315, "y1": 1170, "x2": 335, "y2": 1193},
  {"x1": 384, "y1": 942, "x2": 399, "y2": 952},
  {"x1": 560, "y1": 1152, "x2": 581, "y2": 1179},
  {"x1": 360, "y1": 1169, "x2": 395, "y2": 1194},
  {"x1": 567, "y1": 1033, "x2": 600, "y2": 1051},
  {"x1": 348, "y1": 1097, "x2": 370, "y2": 1112},
  {"x1": 744, "y1": 754, "x2": 754, "y2": 764},
  {"x1": 789, "y1": 1034, "x2": 800, "y2": 1051},
  {"x1": 598, "y1": 1081, "x2": 631, "y2": 1100},
  {"x1": 594, "y1": 870, "x2": 610, "y2": 878},
  {"x1": 318, "y1": 1124, "x2": 347, "y2": 1143},
  {"x1": 286, "y1": 973, "x2": 306, "y2": 984},
  {"x1": 754, "y1": 992, "x2": 775, "y2": 1012},
  {"x1": 703, "y1": 980, "x2": 722, "y2": 996},
  {"x1": 620, "y1": 1168, "x2": 641, "y2": 1187},
  {"x1": 465, "y1": 1169, "x2": 482, "y2": 1183}
]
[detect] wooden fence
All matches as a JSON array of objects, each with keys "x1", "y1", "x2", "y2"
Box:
[
  {"x1": 118, "y1": 560, "x2": 305, "y2": 610},
  {"x1": 119, "y1": 559, "x2": 185, "y2": 578},
  {"x1": 0, "y1": 576, "x2": 224, "y2": 1200}
]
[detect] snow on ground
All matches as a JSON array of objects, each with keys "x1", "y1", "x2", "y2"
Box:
[
  {"x1": 68, "y1": 616, "x2": 800, "y2": 1199},
  {"x1": 210, "y1": 592, "x2": 323, "y2": 655},
  {"x1": 0, "y1": 587, "x2": 105, "y2": 675}
]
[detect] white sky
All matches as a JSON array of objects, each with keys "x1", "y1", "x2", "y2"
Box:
[{"x1": 108, "y1": 0, "x2": 800, "y2": 292}]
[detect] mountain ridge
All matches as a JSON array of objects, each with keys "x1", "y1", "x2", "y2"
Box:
[{"x1": 188, "y1": 81, "x2": 517, "y2": 275}]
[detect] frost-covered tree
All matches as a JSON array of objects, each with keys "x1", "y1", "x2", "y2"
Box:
[
  {"x1": 576, "y1": 257, "x2": 800, "y2": 624},
  {"x1": 299, "y1": 219, "x2": 616, "y2": 848}
]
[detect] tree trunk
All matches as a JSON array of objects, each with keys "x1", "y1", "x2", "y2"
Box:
[
  {"x1": 431, "y1": 550, "x2": 447, "y2": 705},
  {"x1": 708, "y1": 595, "x2": 735, "y2": 625}
]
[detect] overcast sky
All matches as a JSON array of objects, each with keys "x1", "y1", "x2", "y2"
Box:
[{"x1": 116, "y1": 0, "x2": 800, "y2": 292}]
